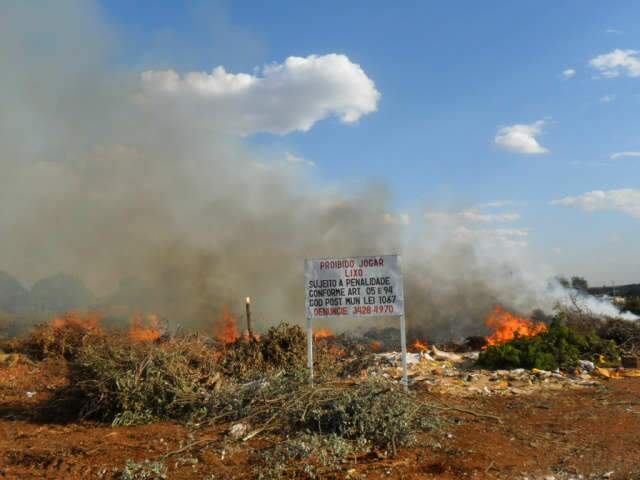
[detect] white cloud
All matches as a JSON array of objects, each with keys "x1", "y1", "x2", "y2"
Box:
[
  {"x1": 425, "y1": 208, "x2": 520, "y2": 224},
  {"x1": 139, "y1": 54, "x2": 380, "y2": 136},
  {"x1": 285, "y1": 152, "x2": 315, "y2": 167},
  {"x1": 605, "y1": 28, "x2": 622, "y2": 35},
  {"x1": 480, "y1": 228, "x2": 529, "y2": 248},
  {"x1": 599, "y1": 94, "x2": 616, "y2": 103},
  {"x1": 494, "y1": 120, "x2": 549, "y2": 155},
  {"x1": 447, "y1": 225, "x2": 529, "y2": 250},
  {"x1": 562, "y1": 68, "x2": 576, "y2": 79},
  {"x1": 481, "y1": 228, "x2": 529, "y2": 237},
  {"x1": 551, "y1": 189, "x2": 640, "y2": 218},
  {"x1": 589, "y1": 49, "x2": 640, "y2": 78},
  {"x1": 477, "y1": 200, "x2": 511, "y2": 209},
  {"x1": 610, "y1": 151, "x2": 640, "y2": 160},
  {"x1": 382, "y1": 212, "x2": 411, "y2": 226}
]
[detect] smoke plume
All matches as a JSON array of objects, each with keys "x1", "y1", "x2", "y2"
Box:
[{"x1": 0, "y1": 1, "x2": 633, "y2": 337}]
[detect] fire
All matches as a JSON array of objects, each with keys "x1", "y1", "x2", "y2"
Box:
[
  {"x1": 314, "y1": 328, "x2": 335, "y2": 340},
  {"x1": 128, "y1": 314, "x2": 162, "y2": 342},
  {"x1": 484, "y1": 305, "x2": 547, "y2": 347},
  {"x1": 214, "y1": 305, "x2": 240, "y2": 345},
  {"x1": 370, "y1": 340, "x2": 382, "y2": 351},
  {"x1": 327, "y1": 344, "x2": 347, "y2": 357},
  {"x1": 51, "y1": 311, "x2": 103, "y2": 334},
  {"x1": 411, "y1": 339, "x2": 430, "y2": 352}
]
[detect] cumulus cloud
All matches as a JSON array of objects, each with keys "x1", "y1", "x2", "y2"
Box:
[
  {"x1": 610, "y1": 151, "x2": 640, "y2": 160},
  {"x1": 494, "y1": 120, "x2": 549, "y2": 155},
  {"x1": 139, "y1": 54, "x2": 380, "y2": 136},
  {"x1": 551, "y1": 189, "x2": 640, "y2": 218},
  {"x1": 562, "y1": 68, "x2": 576, "y2": 79},
  {"x1": 589, "y1": 49, "x2": 640, "y2": 78}
]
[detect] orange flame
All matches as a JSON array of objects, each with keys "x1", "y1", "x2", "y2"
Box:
[
  {"x1": 411, "y1": 339, "x2": 430, "y2": 352},
  {"x1": 314, "y1": 328, "x2": 335, "y2": 340},
  {"x1": 328, "y1": 345, "x2": 347, "y2": 357},
  {"x1": 370, "y1": 340, "x2": 382, "y2": 351},
  {"x1": 51, "y1": 311, "x2": 103, "y2": 334},
  {"x1": 484, "y1": 305, "x2": 547, "y2": 347},
  {"x1": 128, "y1": 314, "x2": 162, "y2": 342},
  {"x1": 214, "y1": 305, "x2": 240, "y2": 345}
]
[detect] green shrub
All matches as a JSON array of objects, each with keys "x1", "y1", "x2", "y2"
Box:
[
  {"x1": 69, "y1": 337, "x2": 219, "y2": 424},
  {"x1": 216, "y1": 323, "x2": 353, "y2": 381},
  {"x1": 478, "y1": 313, "x2": 620, "y2": 370},
  {"x1": 217, "y1": 323, "x2": 307, "y2": 380},
  {"x1": 120, "y1": 459, "x2": 167, "y2": 480},
  {"x1": 256, "y1": 433, "x2": 355, "y2": 479},
  {"x1": 61, "y1": 323, "x2": 437, "y2": 458}
]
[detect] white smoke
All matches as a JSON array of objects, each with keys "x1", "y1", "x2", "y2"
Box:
[{"x1": 0, "y1": 1, "x2": 634, "y2": 335}]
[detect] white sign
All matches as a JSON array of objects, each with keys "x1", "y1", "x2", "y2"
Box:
[{"x1": 304, "y1": 255, "x2": 404, "y2": 318}]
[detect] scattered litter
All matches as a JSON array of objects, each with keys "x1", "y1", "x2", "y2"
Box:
[
  {"x1": 578, "y1": 360, "x2": 595, "y2": 372},
  {"x1": 376, "y1": 350, "x2": 636, "y2": 397},
  {"x1": 229, "y1": 423, "x2": 249, "y2": 439}
]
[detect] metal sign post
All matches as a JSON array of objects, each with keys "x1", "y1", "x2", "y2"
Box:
[
  {"x1": 307, "y1": 316, "x2": 314, "y2": 383},
  {"x1": 399, "y1": 314, "x2": 408, "y2": 391},
  {"x1": 304, "y1": 255, "x2": 407, "y2": 390}
]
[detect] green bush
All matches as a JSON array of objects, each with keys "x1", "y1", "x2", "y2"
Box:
[
  {"x1": 288, "y1": 377, "x2": 434, "y2": 454},
  {"x1": 60, "y1": 323, "x2": 437, "y2": 458},
  {"x1": 256, "y1": 433, "x2": 355, "y2": 479},
  {"x1": 478, "y1": 313, "x2": 620, "y2": 370},
  {"x1": 217, "y1": 323, "x2": 307, "y2": 380},
  {"x1": 69, "y1": 337, "x2": 220, "y2": 424}
]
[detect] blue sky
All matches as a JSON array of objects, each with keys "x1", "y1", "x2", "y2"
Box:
[{"x1": 99, "y1": 1, "x2": 640, "y2": 285}]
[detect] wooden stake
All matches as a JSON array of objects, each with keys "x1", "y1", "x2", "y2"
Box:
[{"x1": 245, "y1": 296, "x2": 253, "y2": 339}]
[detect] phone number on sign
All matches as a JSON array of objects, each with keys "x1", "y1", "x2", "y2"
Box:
[{"x1": 352, "y1": 305, "x2": 394, "y2": 315}]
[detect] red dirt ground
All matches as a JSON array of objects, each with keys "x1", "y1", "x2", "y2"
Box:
[{"x1": 0, "y1": 360, "x2": 639, "y2": 479}]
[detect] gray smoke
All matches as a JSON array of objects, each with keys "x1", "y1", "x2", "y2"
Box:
[{"x1": 0, "y1": 1, "x2": 632, "y2": 336}]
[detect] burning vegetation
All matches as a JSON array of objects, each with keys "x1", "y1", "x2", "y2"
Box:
[
  {"x1": 2, "y1": 304, "x2": 640, "y2": 478},
  {"x1": 213, "y1": 305, "x2": 240, "y2": 345},
  {"x1": 5, "y1": 311, "x2": 105, "y2": 360},
  {"x1": 479, "y1": 312, "x2": 620, "y2": 370},
  {"x1": 127, "y1": 314, "x2": 162, "y2": 342},
  {"x1": 484, "y1": 305, "x2": 548, "y2": 347}
]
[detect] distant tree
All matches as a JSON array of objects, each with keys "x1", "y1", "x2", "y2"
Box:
[
  {"x1": 571, "y1": 276, "x2": 589, "y2": 292},
  {"x1": 556, "y1": 276, "x2": 571, "y2": 289},
  {"x1": 623, "y1": 296, "x2": 640, "y2": 316},
  {"x1": 28, "y1": 273, "x2": 94, "y2": 314},
  {"x1": 0, "y1": 271, "x2": 28, "y2": 313}
]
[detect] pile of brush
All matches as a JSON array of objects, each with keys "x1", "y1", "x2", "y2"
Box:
[
  {"x1": 598, "y1": 318, "x2": 640, "y2": 356},
  {"x1": 4, "y1": 312, "x2": 105, "y2": 360}
]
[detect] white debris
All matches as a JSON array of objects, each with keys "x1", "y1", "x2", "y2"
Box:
[
  {"x1": 26, "y1": 391, "x2": 36, "y2": 398},
  {"x1": 578, "y1": 360, "x2": 595, "y2": 372},
  {"x1": 430, "y1": 346, "x2": 463, "y2": 362},
  {"x1": 229, "y1": 423, "x2": 249, "y2": 439}
]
